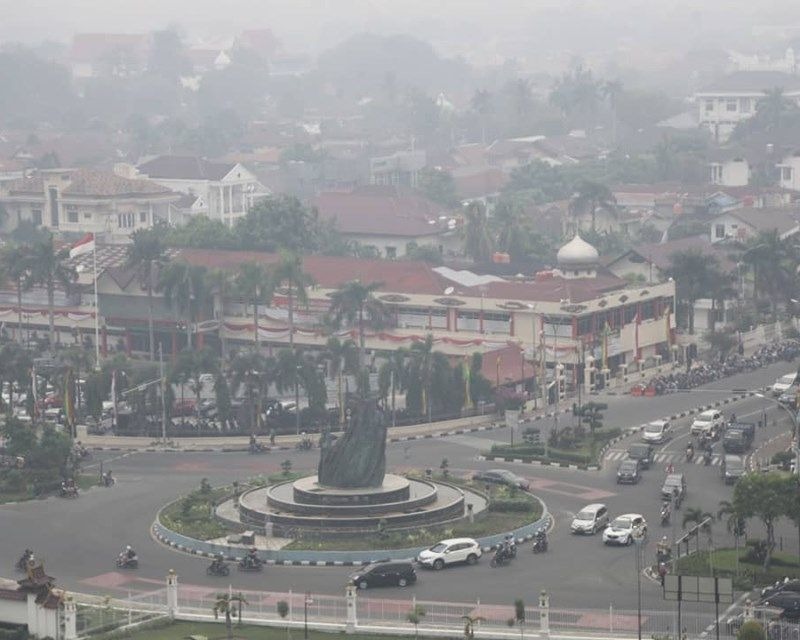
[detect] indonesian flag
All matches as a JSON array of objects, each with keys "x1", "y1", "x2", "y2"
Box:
[{"x1": 69, "y1": 233, "x2": 95, "y2": 259}]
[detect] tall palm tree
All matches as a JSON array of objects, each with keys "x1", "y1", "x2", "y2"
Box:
[
  {"x1": 682, "y1": 507, "x2": 714, "y2": 553},
  {"x1": 325, "y1": 336, "x2": 358, "y2": 423},
  {"x1": 462, "y1": 201, "x2": 494, "y2": 263},
  {"x1": 271, "y1": 252, "x2": 312, "y2": 350},
  {"x1": 0, "y1": 343, "x2": 31, "y2": 416},
  {"x1": 378, "y1": 348, "x2": 407, "y2": 427},
  {"x1": 492, "y1": 199, "x2": 524, "y2": 256},
  {"x1": 29, "y1": 235, "x2": 77, "y2": 348},
  {"x1": 327, "y1": 280, "x2": 389, "y2": 388},
  {"x1": 158, "y1": 262, "x2": 209, "y2": 350},
  {"x1": 0, "y1": 245, "x2": 33, "y2": 344},
  {"x1": 207, "y1": 268, "x2": 234, "y2": 361},
  {"x1": 234, "y1": 262, "x2": 272, "y2": 349},
  {"x1": 230, "y1": 350, "x2": 266, "y2": 434},
  {"x1": 667, "y1": 250, "x2": 721, "y2": 334},
  {"x1": 718, "y1": 499, "x2": 746, "y2": 574},
  {"x1": 213, "y1": 592, "x2": 248, "y2": 640},
  {"x1": 741, "y1": 230, "x2": 794, "y2": 320},
  {"x1": 569, "y1": 181, "x2": 617, "y2": 233},
  {"x1": 126, "y1": 228, "x2": 168, "y2": 360},
  {"x1": 409, "y1": 334, "x2": 436, "y2": 422}
]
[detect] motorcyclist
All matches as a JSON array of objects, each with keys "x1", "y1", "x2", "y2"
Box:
[
  {"x1": 210, "y1": 553, "x2": 226, "y2": 572},
  {"x1": 656, "y1": 536, "x2": 671, "y2": 562},
  {"x1": 244, "y1": 547, "x2": 260, "y2": 568},
  {"x1": 124, "y1": 545, "x2": 137, "y2": 563},
  {"x1": 503, "y1": 533, "x2": 516, "y2": 558},
  {"x1": 661, "y1": 501, "x2": 671, "y2": 523},
  {"x1": 533, "y1": 529, "x2": 547, "y2": 552},
  {"x1": 685, "y1": 442, "x2": 694, "y2": 461},
  {"x1": 703, "y1": 445, "x2": 714, "y2": 464},
  {"x1": 102, "y1": 470, "x2": 114, "y2": 487}
]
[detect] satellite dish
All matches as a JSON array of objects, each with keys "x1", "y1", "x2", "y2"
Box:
[{"x1": 444, "y1": 287, "x2": 455, "y2": 295}]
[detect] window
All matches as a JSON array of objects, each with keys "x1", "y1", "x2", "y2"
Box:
[
  {"x1": 483, "y1": 312, "x2": 510, "y2": 334},
  {"x1": 385, "y1": 246, "x2": 397, "y2": 259},
  {"x1": 31, "y1": 209, "x2": 42, "y2": 225},
  {"x1": 640, "y1": 300, "x2": 655, "y2": 321},
  {"x1": 139, "y1": 211, "x2": 148, "y2": 223},
  {"x1": 782, "y1": 166, "x2": 793, "y2": 182},
  {"x1": 740, "y1": 98, "x2": 751, "y2": 112},
  {"x1": 117, "y1": 212, "x2": 135, "y2": 228},
  {"x1": 705, "y1": 100, "x2": 714, "y2": 112},
  {"x1": 726, "y1": 100, "x2": 737, "y2": 112},
  {"x1": 576, "y1": 315, "x2": 593, "y2": 336},
  {"x1": 715, "y1": 224, "x2": 725, "y2": 238},
  {"x1": 457, "y1": 311, "x2": 481, "y2": 332},
  {"x1": 67, "y1": 210, "x2": 79, "y2": 223},
  {"x1": 624, "y1": 305, "x2": 638, "y2": 324},
  {"x1": 83, "y1": 212, "x2": 91, "y2": 220}
]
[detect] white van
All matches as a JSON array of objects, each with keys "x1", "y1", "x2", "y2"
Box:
[
  {"x1": 571, "y1": 503, "x2": 610, "y2": 535},
  {"x1": 772, "y1": 373, "x2": 797, "y2": 397}
]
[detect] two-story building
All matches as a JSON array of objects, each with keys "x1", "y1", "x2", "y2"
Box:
[
  {"x1": 708, "y1": 206, "x2": 800, "y2": 243},
  {"x1": 130, "y1": 155, "x2": 269, "y2": 226},
  {"x1": 695, "y1": 71, "x2": 800, "y2": 142},
  {"x1": 0, "y1": 168, "x2": 179, "y2": 240}
]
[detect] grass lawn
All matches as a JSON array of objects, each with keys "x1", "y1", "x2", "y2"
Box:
[
  {"x1": 283, "y1": 473, "x2": 543, "y2": 551},
  {"x1": 101, "y1": 620, "x2": 422, "y2": 640},
  {"x1": 487, "y1": 427, "x2": 621, "y2": 466},
  {"x1": 160, "y1": 487, "x2": 232, "y2": 540},
  {"x1": 0, "y1": 473, "x2": 99, "y2": 503},
  {"x1": 676, "y1": 547, "x2": 800, "y2": 590}
]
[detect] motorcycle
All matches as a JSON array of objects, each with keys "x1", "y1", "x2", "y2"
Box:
[
  {"x1": 660, "y1": 505, "x2": 671, "y2": 526},
  {"x1": 207, "y1": 560, "x2": 230, "y2": 577},
  {"x1": 703, "y1": 449, "x2": 713, "y2": 466},
  {"x1": 685, "y1": 446, "x2": 694, "y2": 463},
  {"x1": 532, "y1": 531, "x2": 548, "y2": 554},
  {"x1": 116, "y1": 554, "x2": 138, "y2": 569},
  {"x1": 101, "y1": 472, "x2": 115, "y2": 487},
  {"x1": 489, "y1": 544, "x2": 516, "y2": 567},
  {"x1": 249, "y1": 442, "x2": 267, "y2": 455},
  {"x1": 295, "y1": 438, "x2": 313, "y2": 451},
  {"x1": 237, "y1": 556, "x2": 263, "y2": 572},
  {"x1": 60, "y1": 484, "x2": 79, "y2": 498}
]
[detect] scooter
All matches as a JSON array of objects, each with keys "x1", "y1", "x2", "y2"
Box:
[
  {"x1": 489, "y1": 546, "x2": 515, "y2": 568},
  {"x1": 116, "y1": 554, "x2": 138, "y2": 569},
  {"x1": 685, "y1": 446, "x2": 694, "y2": 463},
  {"x1": 237, "y1": 557, "x2": 264, "y2": 572},
  {"x1": 703, "y1": 449, "x2": 713, "y2": 466},
  {"x1": 660, "y1": 505, "x2": 671, "y2": 526},
  {"x1": 60, "y1": 485, "x2": 79, "y2": 498},
  {"x1": 207, "y1": 560, "x2": 230, "y2": 577},
  {"x1": 532, "y1": 531, "x2": 548, "y2": 554}
]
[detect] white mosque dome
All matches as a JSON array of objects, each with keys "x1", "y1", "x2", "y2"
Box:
[{"x1": 557, "y1": 233, "x2": 599, "y2": 267}]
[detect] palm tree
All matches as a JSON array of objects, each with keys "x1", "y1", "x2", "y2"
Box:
[
  {"x1": 682, "y1": 507, "x2": 714, "y2": 553},
  {"x1": 213, "y1": 592, "x2": 248, "y2": 640},
  {"x1": 407, "y1": 604, "x2": 426, "y2": 640},
  {"x1": 230, "y1": 350, "x2": 266, "y2": 434},
  {"x1": 327, "y1": 280, "x2": 389, "y2": 388},
  {"x1": 0, "y1": 343, "x2": 31, "y2": 416},
  {"x1": 569, "y1": 181, "x2": 617, "y2": 233},
  {"x1": 234, "y1": 262, "x2": 272, "y2": 349},
  {"x1": 667, "y1": 250, "x2": 721, "y2": 334},
  {"x1": 207, "y1": 267, "x2": 234, "y2": 362},
  {"x1": 325, "y1": 336, "x2": 358, "y2": 424},
  {"x1": 0, "y1": 245, "x2": 33, "y2": 345},
  {"x1": 29, "y1": 235, "x2": 77, "y2": 348},
  {"x1": 271, "y1": 252, "x2": 312, "y2": 350},
  {"x1": 409, "y1": 334, "x2": 436, "y2": 423},
  {"x1": 126, "y1": 229, "x2": 168, "y2": 360},
  {"x1": 741, "y1": 230, "x2": 794, "y2": 320},
  {"x1": 718, "y1": 500, "x2": 746, "y2": 574},
  {"x1": 379, "y1": 348, "x2": 407, "y2": 427},
  {"x1": 462, "y1": 201, "x2": 494, "y2": 263},
  {"x1": 492, "y1": 199, "x2": 524, "y2": 256},
  {"x1": 462, "y1": 614, "x2": 485, "y2": 640},
  {"x1": 755, "y1": 87, "x2": 798, "y2": 132},
  {"x1": 158, "y1": 262, "x2": 209, "y2": 350}
]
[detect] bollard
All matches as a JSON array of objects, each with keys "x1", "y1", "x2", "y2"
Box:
[
  {"x1": 345, "y1": 582, "x2": 357, "y2": 633},
  {"x1": 539, "y1": 589, "x2": 550, "y2": 636}
]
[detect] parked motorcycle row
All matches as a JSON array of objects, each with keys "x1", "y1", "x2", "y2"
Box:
[{"x1": 645, "y1": 339, "x2": 800, "y2": 395}]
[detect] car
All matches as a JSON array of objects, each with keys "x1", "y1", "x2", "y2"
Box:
[
  {"x1": 661, "y1": 473, "x2": 686, "y2": 506},
  {"x1": 571, "y1": 503, "x2": 610, "y2": 535},
  {"x1": 416, "y1": 538, "x2": 482, "y2": 569},
  {"x1": 616, "y1": 459, "x2": 641, "y2": 484},
  {"x1": 761, "y1": 591, "x2": 800, "y2": 611},
  {"x1": 627, "y1": 443, "x2": 654, "y2": 469},
  {"x1": 349, "y1": 561, "x2": 417, "y2": 589},
  {"x1": 472, "y1": 469, "x2": 530, "y2": 491},
  {"x1": 723, "y1": 426, "x2": 754, "y2": 453},
  {"x1": 772, "y1": 373, "x2": 798, "y2": 397},
  {"x1": 778, "y1": 391, "x2": 799, "y2": 409},
  {"x1": 761, "y1": 579, "x2": 800, "y2": 601},
  {"x1": 690, "y1": 410, "x2": 724, "y2": 438},
  {"x1": 602, "y1": 513, "x2": 647, "y2": 546},
  {"x1": 721, "y1": 455, "x2": 746, "y2": 484},
  {"x1": 642, "y1": 420, "x2": 671, "y2": 444}
]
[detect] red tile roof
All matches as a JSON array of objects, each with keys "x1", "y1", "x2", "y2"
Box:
[
  {"x1": 7, "y1": 169, "x2": 173, "y2": 198},
  {"x1": 452, "y1": 168, "x2": 508, "y2": 199},
  {"x1": 313, "y1": 187, "x2": 448, "y2": 238},
  {"x1": 138, "y1": 155, "x2": 236, "y2": 181}
]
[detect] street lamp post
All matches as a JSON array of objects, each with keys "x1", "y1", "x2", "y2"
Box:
[
  {"x1": 304, "y1": 592, "x2": 313, "y2": 640},
  {"x1": 634, "y1": 534, "x2": 643, "y2": 640}
]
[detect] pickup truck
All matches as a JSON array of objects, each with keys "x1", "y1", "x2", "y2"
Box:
[{"x1": 723, "y1": 422, "x2": 755, "y2": 453}]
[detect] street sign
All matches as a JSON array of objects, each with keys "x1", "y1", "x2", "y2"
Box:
[{"x1": 663, "y1": 575, "x2": 733, "y2": 604}]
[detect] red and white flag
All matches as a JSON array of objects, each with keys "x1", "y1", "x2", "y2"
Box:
[{"x1": 69, "y1": 233, "x2": 95, "y2": 259}]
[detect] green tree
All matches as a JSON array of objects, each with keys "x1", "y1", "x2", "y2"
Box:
[
  {"x1": 418, "y1": 167, "x2": 457, "y2": 207},
  {"x1": 158, "y1": 262, "x2": 209, "y2": 349},
  {"x1": 378, "y1": 348, "x2": 407, "y2": 423},
  {"x1": 214, "y1": 371, "x2": 233, "y2": 429},
  {"x1": 569, "y1": 181, "x2": 617, "y2": 233},
  {"x1": 207, "y1": 267, "x2": 234, "y2": 361},
  {"x1": 327, "y1": 280, "x2": 389, "y2": 385},
  {"x1": 718, "y1": 499, "x2": 747, "y2": 574},
  {"x1": 29, "y1": 235, "x2": 77, "y2": 348},
  {"x1": 462, "y1": 200, "x2": 494, "y2": 262},
  {"x1": 407, "y1": 604, "x2": 426, "y2": 639},
  {"x1": 408, "y1": 334, "x2": 436, "y2": 421},
  {"x1": 741, "y1": 230, "x2": 795, "y2": 320},
  {"x1": 234, "y1": 262, "x2": 272, "y2": 348},
  {"x1": 666, "y1": 249, "x2": 721, "y2": 334},
  {"x1": 704, "y1": 328, "x2": 737, "y2": 362},
  {"x1": 212, "y1": 592, "x2": 248, "y2": 640},
  {"x1": 126, "y1": 228, "x2": 168, "y2": 360},
  {"x1": 733, "y1": 472, "x2": 793, "y2": 569},
  {"x1": 325, "y1": 337, "x2": 358, "y2": 423},
  {"x1": 682, "y1": 507, "x2": 714, "y2": 552},
  {"x1": 736, "y1": 620, "x2": 766, "y2": 640},
  {"x1": 0, "y1": 245, "x2": 33, "y2": 345},
  {"x1": 229, "y1": 350, "x2": 266, "y2": 433},
  {"x1": 462, "y1": 614, "x2": 485, "y2": 640},
  {"x1": 271, "y1": 252, "x2": 312, "y2": 351}
]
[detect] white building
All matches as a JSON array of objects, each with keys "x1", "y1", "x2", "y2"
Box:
[
  {"x1": 777, "y1": 151, "x2": 800, "y2": 190},
  {"x1": 709, "y1": 156, "x2": 750, "y2": 187},
  {"x1": 127, "y1": 156, "x2": 269, "y2": 226},
  {"x1": 709, "y1": 206, "x2": 800, "y2": 244},
  {"x1": 695, "y1": 71, "x2": 800, "y2": 142}
]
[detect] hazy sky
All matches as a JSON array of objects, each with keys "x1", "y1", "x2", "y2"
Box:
[{"x1": 2, "y1": 0, "x2": 800, "y2": 57}]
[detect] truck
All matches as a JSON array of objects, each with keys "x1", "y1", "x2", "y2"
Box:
[{"x1": 723, "y1": 422, "x2": 755, "y2": 453}]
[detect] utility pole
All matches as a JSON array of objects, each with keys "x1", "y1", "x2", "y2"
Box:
[{"x1": 159, "y1": 344, "x2": 167, "y2": 446}]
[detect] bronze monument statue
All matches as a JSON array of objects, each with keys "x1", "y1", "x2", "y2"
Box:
[{"x1": 317, "y1": 396, "x2": 387, "y2": 488}]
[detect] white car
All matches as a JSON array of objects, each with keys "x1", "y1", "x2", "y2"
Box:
[
  {"x1": 772, "y1": 373, "x2": 797, "y2": 397},
  {"x1": 602, "y1": 514, "x2": 647, "y2": 546},
  {"x1": 642, "y1": 420, "x2": 671, "y2": 444},
  {"x1": 690, "y1": 410, "x2": 724, "y2": 437},
  {"x1": 416, "y1": 538, "x2": 482, "y2": 569}
]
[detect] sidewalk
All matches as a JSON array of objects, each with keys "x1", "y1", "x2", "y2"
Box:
[{"x1": 81, "y1": 407, "x2": 567, "y2": 452}]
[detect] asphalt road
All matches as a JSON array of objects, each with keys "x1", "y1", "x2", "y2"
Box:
[{"x1": 2, "y1": 359, "x2": 798, "y2": 618}]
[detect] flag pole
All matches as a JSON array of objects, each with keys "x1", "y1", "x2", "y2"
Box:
[{"x1": 92, "y1": 236, "x2": 100, "y2": 369}]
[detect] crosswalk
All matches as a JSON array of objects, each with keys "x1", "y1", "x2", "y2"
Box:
[{"x1": 604, "y1": 449, "x2": 728, "y2": 466}]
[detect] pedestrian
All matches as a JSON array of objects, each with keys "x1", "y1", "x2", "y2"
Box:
[
  {"x1": 666, "y1": 461, "x2": 674, "y2": 475},
  {"x1": 269, "y1": 429, "x2": 276, "y2": 446}
]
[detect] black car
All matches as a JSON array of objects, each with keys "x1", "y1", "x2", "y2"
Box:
[
  {"x1": 626, "y1": 443, "x2": 654, "y2": 470},
  {"x1": 761, "y1": 590, "x2": 800, "y2": 611},
  {"x1": 762, "y1": 579, "x2": 800, "y2": 601},
  {"x1": 350, "y1": 561, "x2": 417, "y2": 589},
  {"x1": 616, "y1": 459, "x2": 641, "y2": 484},
  {"x1": 723, "y1": 424, "x2": 754, "y2": 453}
]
